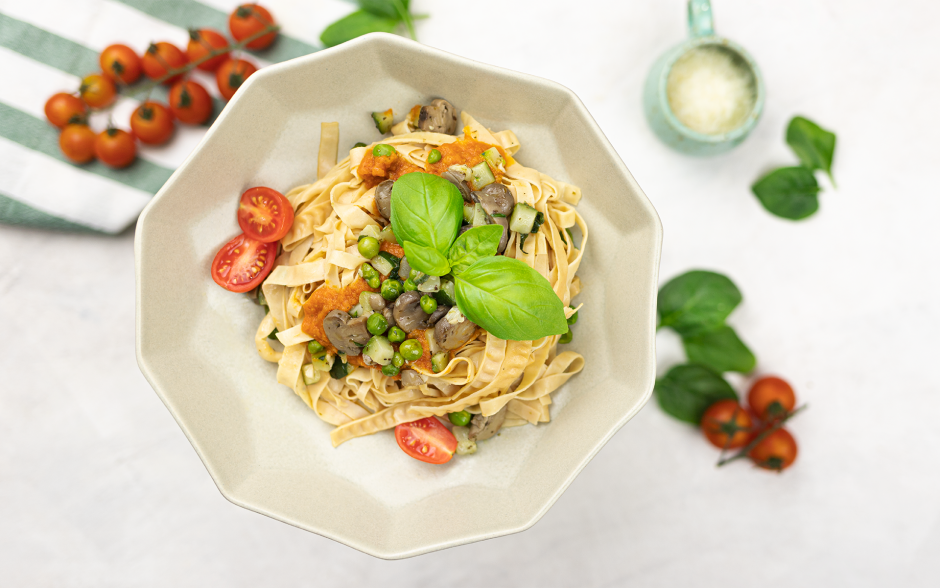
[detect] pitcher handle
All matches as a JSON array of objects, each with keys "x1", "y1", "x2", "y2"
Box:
[{"x1": 688, "y1": 0, "x2": 715, "y2": 37}]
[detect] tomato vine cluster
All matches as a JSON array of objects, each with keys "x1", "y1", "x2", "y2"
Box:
[{"x1": 43, "y1": 4, "x2": 278, "y2": 169}]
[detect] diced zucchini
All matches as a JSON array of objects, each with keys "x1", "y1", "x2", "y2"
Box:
[
  {"x1": 469, "y1": 161, "x2": 496, "y2": 190},
  {"x1": 435, "y1": 278, "x2": 456, "y2": 306},
  {"x1": 532, "y1": 211, "x2": 545, "y2": 234},
  {"x1": 463, "y1": 203, "x2": 476, "y2": 223},
  {"x1": 311, "y1": 355, "x2": 334, "y2": 371},
  {"x1": 370, "y1": 254, "x2": 395, "y2": 276},
  {"x1": 431, "y1": 352, "x2": 449, "y2": 373},
  {"x1": 349, "y1": 304, "x2": 363, "y2": 318},
  {"x1": 482, "y1": 147, "x2": 504, "y2": 170},
  {"x1": 471, "y1": 203, "x2": 488, "y2": 227},
  {"x1": 452, "y1": 426, "x2": 477, "y2": 455},
  {"x1": 360, "y1": 224, "x2": 382, "y2": 240},
  {"x1": 417, "y1": 275, "x2": 440, "y2": 293},
  {"x1": 330, "y1": 357, "x2": 351, "y2": 379},
  {"x1": 371, "y1": 109, "x2": 393, "y2": 134},
  {"x1": 302, "y1": 364, "x2": 321, "y2": 385},
  {"x1": 378, "y1": 225, "x2": 397, "y2": 243},
  {"x1": 448, "y1": 164, "x2": 471, "y2": 182},
  {"x1": 377, "y1": 251, "x2": 400, "y2": 277},
  {"x1": 359, "y1": 291, "x2": 374, "y2": 314},
  {"x1": 509, "y1": 203, "x2": 539, "y2": 234},
  {"x1": 363, "y1": 336, "x2": 394, "y2": 366}
]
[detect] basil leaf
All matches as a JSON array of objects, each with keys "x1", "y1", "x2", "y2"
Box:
[
  {"x1": 448, "y1": 225, "x2": 502, "y2": 276},
  {"x1": 654, "y1": 363, "x2": 737, "y2": 424},
  {"x1": 682, "y1": 325, "x2": 756, "y2": 374},
  {"x1": 454, "y1": 256, "x2": 567, "y2": 341},
  {"x1": 752, "y1": 166, "x2": 820, "y2": 220},
  {"x1": 402, "y1": 240, "x2": 450, "y2": 276},
  {"x1": 320, "y1": 10, "x2": 399, "y2": 47},
  {"x1": 786, "y1": 116, "x2": 836, "y2": 182},
  {"x1": 658, "y1": 270, "x2": 742, "y2": 337},
  {"x1": 391, "y1": 172, "x2": 464, "y2": 255},
  {"x1": 355, "y1": 0, "x2": 409, "y2": 18}
]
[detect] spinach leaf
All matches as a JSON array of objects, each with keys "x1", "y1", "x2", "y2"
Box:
[
  {"x1": 658, "y1": 270, "x2": 742, "y2": 337},
  {"x1": 320, "y1": 10, "x2": 399, "y2": 47},
  {"x1": 786, "y1": 116, "x2": 836, "y2": 183},
  {"x1": 448, "y1": 225, "x2": 502, "y2": 275},
  {"x1": 403, "y1": 240, "x2": 450, "y2": 276},
  {"x1": 752, "y1": 166, "x2": 820, "y2": 220},
  {"x1": 454, "y1": 256, "x2": 568, "y2": 341},
  {"x1": 682, "y1": 325, "x2": 756, "y2": 374},
  {"x1": 654, "y1": 364, "x2": 738, "y2": 424},
  {"x1": 391, "y1": 172, "x2": 463, "y2": 256}
]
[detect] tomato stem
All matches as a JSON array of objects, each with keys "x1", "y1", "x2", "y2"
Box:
[{"x1": 715, "y1": 404, "x2": 807, "y2": 467}]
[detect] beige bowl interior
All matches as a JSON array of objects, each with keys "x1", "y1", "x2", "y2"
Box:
[{"x1": 135, "y1": 33, "x2": 662, "y2": 559}]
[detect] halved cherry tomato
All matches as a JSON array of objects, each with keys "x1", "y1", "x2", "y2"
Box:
[
  {"x1": 187, "y1": 28, "x2": 230, "y2": 71},
  {"x1": 747, "y1": 376, "x2": 796, "y2": 421},
  {"x1": 141, "y1": 42, "x2": 188, "y2": 85},
  {"x1": 168, "y1": 80, "x2": 213, "y2": 125},
  {"x1": 99, "y1": 44, "x2": 142, "y2": 84},
  {"x1": 216, "y1": 58, "x2": 257, "y2": 100},
  {"x1": 210, "y1": 233, "x2": 277, "y2": 293},
  {"x1": 701, "y1": 400, "x2": 754, "y2": 450},
  {"x1": 79, "y1": 74, "x2": 116, "y2": 108},
  {"x1": 395, "y1": 417, "x2": 457, "y2": 464},
  {"x1": 130, "y1": 101, "x2": 175, "y2": 145},
  {"x1": 748, "y1": 427, "x2": 798, "y2": 471},
  {"x1": 237, "y1": 187, "x2": 294, "y2": 243},
  {"x1": 95, "y1": 128, "x2": 136, "y2": 168},
  {"x1": 45, "y1": 93, "x2": 87, "y2": 128},
  {"x1": 229, "y1": 4, "x2": 278, "y2": 50},
  {"x1": 59, "y1": 124, "x2": 97, "y2": 163}
]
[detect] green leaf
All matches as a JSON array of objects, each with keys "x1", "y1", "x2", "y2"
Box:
[
  {"x1": 786, "y1": 116, "x2": 836, "y2": 182},
  {"x1": 355, "y1": 0, "x2": 410, "y2": 18},
  {"x1": 654, "y1": 364, "x2": 738, "y2": 424},
  {"x1": 682, "y1": 325, "x2": 756, "y2": 374},
  {"x1": 448, "y1": 225, "x2": 502, "y2": 276},
  {"x1": 752, "y1": 166, "x2": 820, "y2": 220},
  {"x1": 402, "y1": 241, "x2": 450, "y2": 276},
  {"x1": 391, "y1": 172, "x2": 464, "y2": 256},
  {"x1": 657, "y1": 270, "x2": 742, "y2": 337},
  {"x1": 454, "y1": 256, "x2": 568, "y2": 341},
  {"x1": 320, "y1": 10, "x2": 399, "y2": 48}
]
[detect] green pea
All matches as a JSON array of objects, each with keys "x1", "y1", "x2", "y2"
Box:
[
  {"x1": 367, "y1": 276, "x2": 381, "y2": 289},
  {"x1": 353, "y1": 142, "x2": 367, "y2": 148},
  {"x1": 567, "y1": 307, "x2": 578, "y2": 325},
  {"x1": 559, "y1": 328, "x2": 573, "y2": 344},
  {"x1": 431, "y1": 352, "x2": 448, "y2": 373},
  {"x1": 399, "y1": 339, "x2": 423, "y2": 361},
  {"x1": 307, "y1": 340, "x2": 324, "y2": 356},
  {"x1": 388, "y1": 326, "x2": 406, "y2": 343},
  {"x1": 381, "y1": 364, "x2": 400, "y2": 377},
  {"x1": 408, "y1": 269, "x2": 420, "y2": 281},
  {"x1": 420, "y1": 295, "x2": 437, "y2": 314},
  {"x1": 367, "y1": 312, "x2": 388, "y2": 336},
  {"x1": 358, "y1": 236, "x2": 380, "y2": 259},
  {"x1": 392, "y1": 352, "x2": 405, "y2": 368},
  {"x1": 381, "y1": 279, "x2": 402, "y2": 300},
  {"x1": 448, "y1": 410, "x2": 471, "y2": 427},
  {"x1": 373, "y1": 143, "x2": 396, "y2": 157},
  {"x1": 403, "y1": 279, "x2": 417, "y2": 291},
  {"x1": 427, "y1": 148, "x2": 442, "y2": 164},
  {"x1": 360, "y1": 263, "x2": 379, "y2": 280}
]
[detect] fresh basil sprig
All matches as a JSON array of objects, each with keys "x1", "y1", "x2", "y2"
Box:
[
  {"x1": 402, "y1": 241, "x2": 450, "y2": 277},
  {"x1": 321, "y1": 0, "x2": 421, "y2": 47},
  {"x1": 448, "y1": 225, "x2": 503, "y2": 275},
  {"x1": 654, "y1": 363, "x2": 738, "y2": 424},
  {"x1": 391, "y1": 172, "x2": 463, "y2": 260},
  {"x1": 682, "y1": 325, "x2": 756, "y2": 374}
]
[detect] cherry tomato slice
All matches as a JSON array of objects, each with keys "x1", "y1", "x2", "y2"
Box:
[
  {"x1": 237, "y1": 187, "x2": 294, "y2": 243},
  {"x1": 395, "y1": 417, "x2": 457, "y2": 464},
  {"x1": 747, "y1": 376, "x2": 796, "y2": 421},
  {"x1": 211, "y1": 233, "x2": 277, "y2": 293}
]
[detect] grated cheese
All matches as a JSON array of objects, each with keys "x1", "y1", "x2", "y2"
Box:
[{"x1": 666, "y1": 46, "x2": 756, "y2": 135}]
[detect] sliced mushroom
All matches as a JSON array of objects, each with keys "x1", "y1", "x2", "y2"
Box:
[
  {"x1": 442, "y1": 169, "x2": 472, "y2": 202},
  {"x1": 393, "y1": 291, "x2": 432, "y2": 333},
  {"x1": 492, "y1": 216, "x2": 510, "y2": 255},
  {"x1": 426, "y1": 305, "x2": 449, "y2": 327},
  {"x1": 382, "y1": 307, "x2": 396, "y2": 329},
  {"x1": 434, "y1": 309, "x2": 477, "y2": 350},
  {"x1": 473, "y1": 183, "x2": 514, "y2": 217},
  {"x1": 368, "y1": 293, "x2": 386, "y2": 312},
  {"x1": 417, "y1": 98, "x2": 458, "y2": 134},
  {"x1": 398, "y1": 256, "x2": 412, "y2": 281},
  {"x1": 468, "y1": 405, "x2": 508, "y2": 441},
  {"x1": 323, "y1": 310, "x2": 371, "y2": 356},
  {"x1": 400, "y1": 369, "x2": 425, "y2": 387},
  {"x1": 374, "y1": 180, "x2": 393, "y2": 219}
]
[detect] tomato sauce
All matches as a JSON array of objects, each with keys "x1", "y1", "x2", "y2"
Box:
[
  {"x1": 357, "y1": 150, "x2": 425, "y2": 189},
  {"x1": 408, "y1": 329, "x2": 434, "y2": 373},
  {"x1": 425, "y1": 137, "x2": 508, "y2": 181},
  {"x1": 301, "y1": 278, "x2": 374, "y2": 351},
  {"x1": 380, "y1": 240, "x2": 403, "y2": 258},
  {"x1": 357, "y1": 137, "x2": 511, "y2": 189}
]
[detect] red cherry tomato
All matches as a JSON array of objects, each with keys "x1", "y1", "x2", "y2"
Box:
[
  {"x1": 130, "y1": 101, "x2": 175, "y2": 145},
  {"x1": 747, "y1": 376, "x2": 796, "y2": 421},
  {"x1": 229, "y1": 4, "x2": 278, "y2": 50},
  {"x1": 95, "y1": 128, "x2": 136, "y2": 168},
  {"x1": 701, "y1": 400, "x2": 754, "y2": 450},
  {"x1": 45, "y1": 93, "x2": 87, "y2": 128},
  {"x1": 141, "y1": 42, "x2": 188, "y2": 85},
  {"x1": 186, "y1": 28, "x2": 230, "y2": 71},
  {"x1": 395, "y1": 418, "x2": 457, "y2": 464},
  {"x1": 99, "y1": 44, "x2": 142, "y2": 84},
  {"x1": 168, "y1": 80, "x2": 213, "y2": 125},
  {"x1": 210, "y1": 233, "x2": 277, "y2": 293},
  {"x1": 237, "y1": 187, "x2": 294, "y2": 243},
  {"x1": 749, "y1": 428, "x2": 798, "y2": 471},
  {"x1": 79, "y1": 74, "x2": 117, "y2": 108},
  {"x1": 216, "y1": 58, "x2": 257, "y2": 101},
  {"x1": 59, "y1": 124, "x2": 97, "y2": 163}
]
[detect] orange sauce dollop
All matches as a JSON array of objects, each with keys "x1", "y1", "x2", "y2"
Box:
[{"x1": 301, "y1": 278, "x2": 374, "y2": 352}]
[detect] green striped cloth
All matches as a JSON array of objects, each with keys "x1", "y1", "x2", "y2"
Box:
[{"x1": 0, "y1": 0, "x2": 319, "y2": 234}]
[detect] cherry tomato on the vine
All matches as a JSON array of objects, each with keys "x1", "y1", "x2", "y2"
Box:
[
  {"x1": 748, "y1": 428, "x2": 798, "y2": 471},
  {"x1": 45, "y1": 93, "x2": 87, "y2": 128},
  {"x1": 95, "y1": 128, "x2": 137, "y2": 168},
  {"x1": 747, "y1": 376, "x2": 796, "y2": 421},
  {"x1": 237, "y1": 187, "x2": 294, "y2": 243},
  {"x1": 701, "y1": 400, "x2": 754, "y2": 450},
  {"x1": 99, "y1": 44, "x2": 142, "y2": 85},
  {"x1": 229, "y1": 4, "x2": 278, "y2": 50},
  {"x1": 59, "y1": 124, "x2": 97, "y2": 163},
  {"x1": 216, "y1": 58, "x2": 257, "y2": 100},
  {"x1": 186, "y1": 28, "x2": 230, "y2": 71},
  {"x1": 395, "y1": 417, "x2": 457, "y2": 464},
  {"x1": 141, "y1": 42, "x2": 188, "y2": 84},
  {"x1": 130, "y1": 101, "x2": 175, "y2": 145},
  {"x1": 168, "y1": 80, "x2": 213, "y2": 125},
  {"x1": 210, "y1": 233, "x2": 277, "y2": 293},
  {"x1": 79, "y1": 74, "x2": 117, "y2": 108}
]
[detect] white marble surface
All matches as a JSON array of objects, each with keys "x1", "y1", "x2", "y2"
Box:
[{"x1": 2, "y1": 0, "x2": 939, "y2": 585}]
